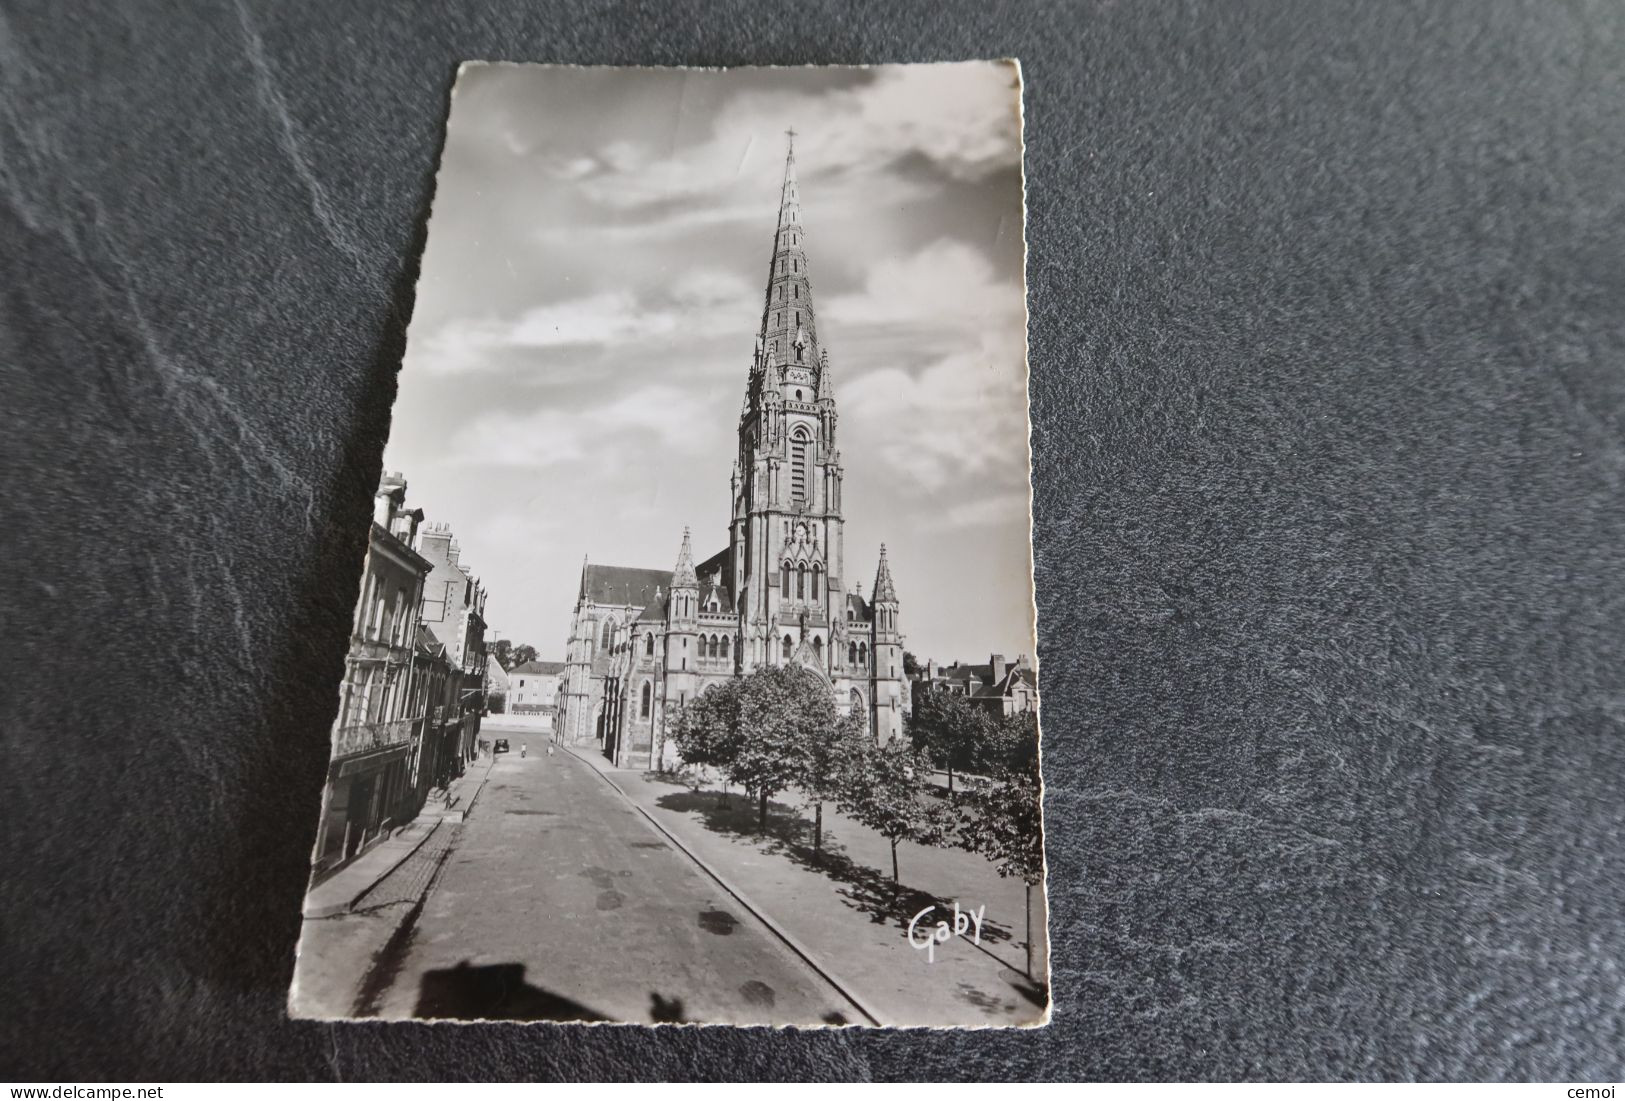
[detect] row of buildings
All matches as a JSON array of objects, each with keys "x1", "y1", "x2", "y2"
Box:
[
  {"x1": 912, "y1": 653, "x2": 1038, "y2": 718},
  {"x1": 310, "y1": 472, "x2": 492, "y2": 876}
]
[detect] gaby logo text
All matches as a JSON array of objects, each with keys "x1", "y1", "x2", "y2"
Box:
[{"x1": 908, "y1": 902, "x2": 986, "y2": 963}]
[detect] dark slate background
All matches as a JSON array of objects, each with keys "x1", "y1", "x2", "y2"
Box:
[{"x1": 3, "y1": 0, "x2": 1623, "y2": 1082}]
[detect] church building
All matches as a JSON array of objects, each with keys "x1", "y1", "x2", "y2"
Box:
[{"x1": 557, "y1": 136, "x2": 910, "y2": 769}]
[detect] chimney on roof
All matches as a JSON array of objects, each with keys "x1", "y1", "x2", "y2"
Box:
[
  {"x1": 419, "y1": 524, "x2": 453, "y2": 565},
  {"x1": 374, "y1": 471, "x2": 407, "y2": 528},
  {"x1": 990, "y1": 654, "x2": 1008, "y2": 685},
  {"x1": 927, "y1": 658, "x2": 939, "y2": 680}
]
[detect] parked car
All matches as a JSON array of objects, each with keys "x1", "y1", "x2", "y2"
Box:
[{"x1": 493, "y1": 738, "x2": 510, "y2": 754}]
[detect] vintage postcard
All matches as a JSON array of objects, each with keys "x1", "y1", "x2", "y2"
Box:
[{"x1": 288, "y1": 61, "x2": 1044, "y2": 1027}]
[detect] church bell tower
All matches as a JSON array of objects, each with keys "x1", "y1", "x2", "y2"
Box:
[{"x1": 730, "y1": 132, "x2": 847, "y2": 676}]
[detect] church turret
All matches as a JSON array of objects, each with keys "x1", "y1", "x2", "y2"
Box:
[
  {"x1": 671, "y1": 527, "x2": 699, "y2": 607},
  {"x1": 869, "y1": 544, "x2": 907, "y2": 744}
]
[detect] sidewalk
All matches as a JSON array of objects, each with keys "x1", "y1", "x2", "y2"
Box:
[
  {"x1": 563, "y1": 745, "x2": 1047, "y2": 1027},
  {"x1": 290, "y1": 756, "x2": 497, "y2": 1018},
  {"x1": 302, "y1": 758, "x2": 495, "y2": 919}
]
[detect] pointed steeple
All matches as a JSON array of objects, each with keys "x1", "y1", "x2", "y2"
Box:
[
  {"x1": 756, "y1": 131, "x2": 821, "y2": 387},
  {"x1": 673, "y1": 526, "x2": 698, "y2": 589},
  {"x1": 816, "y1": 346, "x2": 834, "y2": 403},
  {"x1": 873, "y1": 544, "x2": 897, "y2": 604}
]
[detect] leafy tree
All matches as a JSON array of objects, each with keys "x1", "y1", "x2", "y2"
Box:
[
  {"x1": 505, "y1": 644, "x2": 538, "y2": 671},
  {"x1": 902, "y1": 651, "x2": 923, "y2": 678},
  {"x1": 667, "y1": 677, "x2": 745, "y2": 777},
  {"x1": 490, "y1": 639, "x2": 513, "y2": 669},
  {"x1": 953, "y1": 709, "x2": 1045, "y2": 979},
  {"x1": 974, "y1": 709, "x2": 1039, "y2": 776},
  {"x1": 800, "y1": 712, "x2": 869, "y2": 862},
  {"x1": 670, "y1": 667, "x2": 832, "y2": 833},
  {"x1": 734, "y1": 666, "x2": 836, "y2": 832},
  {"x1": 841, "y1": 739, "x2": 951, "y2": 888},
  {"x1": 907, "y1": 686, "x2": 989, "y2": 794}
]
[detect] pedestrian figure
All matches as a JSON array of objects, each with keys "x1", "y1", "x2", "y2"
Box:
[
  {"x1": 547, "y1": 745, "x2": 555, "y2": 757},
  {"x1": 521, "y1": 743, "x2": 527, "y2": 758}
]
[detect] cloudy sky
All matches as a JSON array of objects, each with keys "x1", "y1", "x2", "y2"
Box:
[{"x1": 385, "y1": 62, "x2": 1033, "y2": 665}]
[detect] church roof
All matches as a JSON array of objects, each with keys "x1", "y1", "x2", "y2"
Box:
[
  {"x1": 846, "y1": 592, "x2": 870, "y2": 620},
  {"x1": 580, "y1": 563, "x2": 672, "y2": 608},
  {"x1": 636, "y1": 595, "x2": 667, "y2": 623}
]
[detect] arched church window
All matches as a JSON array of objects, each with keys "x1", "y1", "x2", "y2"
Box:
[
  {"x1": 782, "y1": 563, "x2": 793, "y2": 598},
  {"x1": 640, "y1": 682, "x2": 651, "y2": 719},
  {"x1": 848, "y1": 641, "x2": 857, "y2": 664},
  {"x1": 796, "y1": 565, "x2": 806, "y2": 600},
  {"x1": 790, "y1": 427, "x2": 810, "y2": 503},
  {"x1": 796, "y1": 345, "x2": 803, "y2": 364},
  {"x1": 721, "y1": 635, "x2": 730, "y2": 659},
  {"x1": 644, "y1": 633, "x2": 654, "y2": 656},
  {"x1": 811, "y1": 565, "x2": 821, "y2": 600},
  {"x1": 794, "y1": 310, "x2": 800, "y2": 325},
  {"x1": 782, "y1": 635, "x2": 793, "y2": 659},
  {"x1": 812, "y1": 636, "x2": 823, "y2": 663},
  {"x1": 709, "y1": 635, "x2": 719, "y2": 659},
  {"x1": 859, "y1": 642, "x2": 868, "y2": 667},
  {"x1": 600, "y1": 619, "x2": 614, "y2": 648}
]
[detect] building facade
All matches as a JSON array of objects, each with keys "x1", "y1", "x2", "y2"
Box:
[
  {"x1": 314, "y1": 473, "x2": 433, "y2": 872},
  {"x1": 417, "y1": 522, "x2": 490, "y2": 765},
  {"x1": 557, "y1": 139, "x2": 910, "y2": 768},
  {"x1": 509, "y1": 659, "x2": 566, "y2": 718}
]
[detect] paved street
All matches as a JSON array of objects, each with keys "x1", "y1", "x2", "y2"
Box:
[{"x1": 366, "y1": 735, "x2": 858, "y2": 1025}]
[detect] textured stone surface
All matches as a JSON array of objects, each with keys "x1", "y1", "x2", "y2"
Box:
[{"x1": 4, "y1": 0, "x2": 1625, "y2": 1082}]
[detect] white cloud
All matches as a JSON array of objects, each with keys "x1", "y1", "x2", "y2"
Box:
[
  {"x1": 446, "y1": 383, "x2": 719, "y2": 468},
  {"x1": 415, "y1": 274, "x2": 758, "y2": 377},
  {"x1": 841, "y1": 336, "x2": 1029, "y2": 495},
  {"x1": 823, "y1": 238, "x2": 1025, "y2": 340},
  {"x1": 572, "y1": 64, "x2": 1020, "y2": 216},
  {"x1": 933, "y1": 491, "x2": 1032, "y2": 530}
]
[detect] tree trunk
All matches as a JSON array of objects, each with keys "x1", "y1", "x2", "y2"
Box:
[
  {"x1": 814, "y1": 801, "x2": 823, "y2": 863},
  {"x1": 1025, "y1": 879, "x2": 1049, "y2": 984},
  {"x1": 890, "y1": 837, "x2": 899, "y2": 884},
  {"x1": 948, "y1": 766, "x2": 955, "y2": 796},
  {"x1": 758, "y1": 788, "x2": 768, "y2": 834}
]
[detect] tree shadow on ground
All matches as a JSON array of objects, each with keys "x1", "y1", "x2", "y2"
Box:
[{"x1": 654, "y1": 787, "x2": 1026, "y2": 955}]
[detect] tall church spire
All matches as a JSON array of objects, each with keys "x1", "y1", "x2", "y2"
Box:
[{"x1": 757, "y1": 131, "x2": 821, "y2": 391}]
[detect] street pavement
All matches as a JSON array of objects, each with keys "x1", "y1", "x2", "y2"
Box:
[
  {"x1": 575, "y1": 752, "x2": 1048, "y2": 1027},
  {"x1": 365, "y1": 744, "x2": 859, "y2": 1025}
]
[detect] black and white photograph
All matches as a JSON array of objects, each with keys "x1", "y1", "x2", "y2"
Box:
[{"x1": 287, "y1": 60, "x2": 1043, "y2": 1028}]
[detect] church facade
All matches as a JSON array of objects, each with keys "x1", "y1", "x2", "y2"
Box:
[{"x1": 557, "y1": 138, "x2": 910, "y2": 769}]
